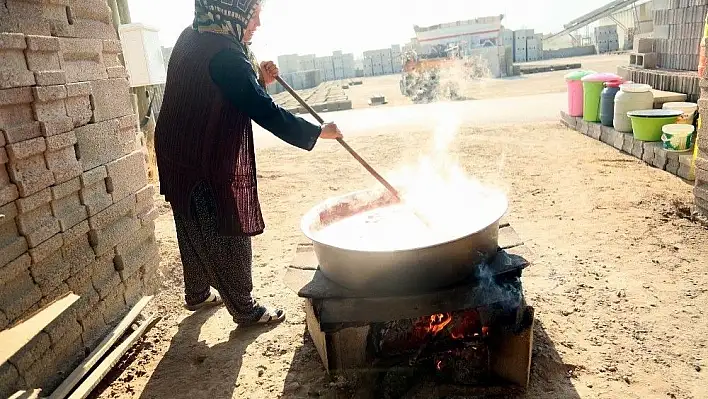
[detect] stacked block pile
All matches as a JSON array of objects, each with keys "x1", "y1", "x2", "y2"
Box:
[
  {"x1": 272, "y1": 81, "x2": 353, "y2": 114},
  {"x1": 652, "y1": 0, "x2": 707, "y2": 71},
  {"x1": 618, "y1": 65, "x2": 700, "y2": 102},
  {"x1": 0, "y1": 0, "x2": 159, "y2": 395},
  {"x1": 560, "y1": 113, "x2": 697, "y2": 181},
  {"x1": 696, "y1": 70, "x2": 708, "y2": 216}
]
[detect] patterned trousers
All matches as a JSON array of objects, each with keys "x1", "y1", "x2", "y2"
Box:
[{"x1": 173, "y1": 182, "x2": 261, "y2": 323}]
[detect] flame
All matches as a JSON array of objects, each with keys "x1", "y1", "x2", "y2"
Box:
[{"x1": 429, "y1": 313, "x2": 452, "y2": 336}]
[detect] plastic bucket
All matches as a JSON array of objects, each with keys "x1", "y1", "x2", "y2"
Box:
[
  {"x1": 566, "y1": 80, "x2": 584, "y2": 117},
  {"x1": 582, "y1": 81, "x2": 605, "y2": 122},
  {"x1": 662, "y1": 102, "x2": 698, "y2": 125},
  {"x1": 661, "y1": 124, "x2": 695, "y2": 151},
  {"x1": 628, "y1": 109, "x2": 683, "y2": 142}
]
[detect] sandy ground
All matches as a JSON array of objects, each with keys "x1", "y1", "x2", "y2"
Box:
[
  {"x1": 91, "y1": 116, "x2": 708, "y2": 398},
  {"x1": 330, "y1": 54, "x2": 629, "y2": 109}
]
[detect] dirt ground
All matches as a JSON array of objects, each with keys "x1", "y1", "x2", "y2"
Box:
[
  {"x1": 91, "y1": 115, "x2": 708, "y2": 398},
  {"x1": 342, "y1": 54, "x2": 628, "y2": 109}
]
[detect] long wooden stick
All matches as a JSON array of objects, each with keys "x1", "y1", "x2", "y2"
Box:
[{"x1": 275, "y1": 76, "x2": 402, "y2": 201}]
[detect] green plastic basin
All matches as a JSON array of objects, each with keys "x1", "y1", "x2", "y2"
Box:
[{"x1": 628, "y1": 109, "x2": 683, "y2": 142}]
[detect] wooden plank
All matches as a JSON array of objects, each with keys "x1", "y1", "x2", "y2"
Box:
[
  {"x1": 304, "y1": 300, "x2": 331, "y2": 373},
  {"x1": 9, "y1": 390, "x2": 43, "y2": 399},
  {"x1": 51, "y1": 296, "x2": 153, "y2": 399},
  {"x1": 490, "y1": 306, "x2": 535, "y2": 388},
  {"x1": 329, "y1": 325, "x2": 370, "y2": 371},
  {"x1": 0, "y1": 293, "x2": 79, "y2": 365},
  {"x1": 67, "y1": 315, "x2": 161, "y2": 399}
]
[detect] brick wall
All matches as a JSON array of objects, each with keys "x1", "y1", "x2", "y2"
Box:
[
  {"x1": 698, "y1": 92, "x2": 708, "y2": 215},
  {"x1": 0, "y1": 0, "x2": 159, "y2": 396},
  {"x1": 652, "y1": 0, "x2": 707, "y2": 71}
]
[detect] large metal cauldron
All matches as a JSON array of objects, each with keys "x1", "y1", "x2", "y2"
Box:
[{"x1": 301, "y1": 189, "x2": 508, "y2": 295}]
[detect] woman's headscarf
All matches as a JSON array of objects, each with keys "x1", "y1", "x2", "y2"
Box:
[{"x1": 193, "y1": 0, "x2": 263, "y2": 80}]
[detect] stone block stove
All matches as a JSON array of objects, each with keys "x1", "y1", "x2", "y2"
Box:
[{"x1": 285, "y1": 222, "x2": 535, "y2": 397}]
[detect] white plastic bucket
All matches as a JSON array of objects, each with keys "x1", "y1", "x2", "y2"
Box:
[
  {"x1": 661, "y1": 124, "x2": 695, "y2": 151},
  {"x1": 662, "y1": 102, "x2": 698, "y2": 125}
]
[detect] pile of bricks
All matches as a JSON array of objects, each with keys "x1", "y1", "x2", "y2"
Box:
[
  {"x1": 617, "y1": 66, "x2": 700, "y2": 102},
  {"x1": 696, "y1": 62, "x2": 708, "y2": 216},
  {"x1": 652, "y1": 0, "x2": 707, "y2": 71},
  {"x1": 0, "y1": 0, "x2": 159, "y2": 395},
  {"x1": 560, "y1": 113, "x2": 696, "y2": 181}
]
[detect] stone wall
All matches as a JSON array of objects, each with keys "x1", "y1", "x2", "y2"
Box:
[
  {"x1": 0, "y1": 0, "x2": 159, "y2": 396},
  {"x1": 697, "y1": 65, "x2": 708, "y2": 216}
]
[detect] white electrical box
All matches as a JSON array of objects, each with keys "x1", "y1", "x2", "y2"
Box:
[{"x1": 118, "y1": 23, "x2": 167, "y2": 87}]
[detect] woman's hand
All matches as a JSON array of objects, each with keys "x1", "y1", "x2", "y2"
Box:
[
  {"x1": 320, "y1": 122, "x2": 342, "y2": 140},
  {"x1": 260, "y1": 61, "x2": 279, "y2": 85}
]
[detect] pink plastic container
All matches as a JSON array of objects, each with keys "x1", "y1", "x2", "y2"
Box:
[{"x1": 564, "y1": 70, "x2": 594, "y2": 117}]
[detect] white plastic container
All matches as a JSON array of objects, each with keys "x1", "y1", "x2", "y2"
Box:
[
  {"x1": 118, "y1": 23, "x2": 167, "y2": 87},
  {"x1": 662, "y1": 102, "x2": 698, "y2": 125},
  {"x1": 614, "y1": 83, "x2": 654, "y2": 133},
  {"x1": 661, "y1": 124, "x2": 695, "y2": 151}
]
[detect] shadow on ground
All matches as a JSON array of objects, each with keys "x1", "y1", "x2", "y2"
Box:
[
  {"x1": 127, "y1": 308, "x2": 278, "y2": 399},
  {"x1": 281, "y1": 319, "x2": 581, "y2": 399}
]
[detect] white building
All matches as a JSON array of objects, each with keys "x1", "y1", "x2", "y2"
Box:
[{"x1": 412, "y1": 15, "x2": 504, "y2": 56}]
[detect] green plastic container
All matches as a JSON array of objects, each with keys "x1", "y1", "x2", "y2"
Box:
[
  {"x1": 581, "y1": 73, "x2": 621, "y2": 122},
  {"x1": 628, "y1": 109, "x2": 683, "y2": 142}
]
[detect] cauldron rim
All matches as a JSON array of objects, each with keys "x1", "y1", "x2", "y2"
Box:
[{"x1": 300, "y1": 188, "x2": 509, "y2": 253}]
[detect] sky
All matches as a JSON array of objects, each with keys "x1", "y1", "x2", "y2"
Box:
[{"x1": 127, "y1": 0, "x2": 614, "y2": 62}]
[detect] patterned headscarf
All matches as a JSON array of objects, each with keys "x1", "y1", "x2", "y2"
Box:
[{"x1": 193, "y1": 0, "x2": 264, "y2": 81}]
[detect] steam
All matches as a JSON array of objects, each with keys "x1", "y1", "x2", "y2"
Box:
[{"x1": 476, "y1": 262, "x2": 523, "y2": 313}]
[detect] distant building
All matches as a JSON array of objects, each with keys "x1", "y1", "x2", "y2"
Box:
[{"x1": 412, "y1": 15, "x2": 504, "y2": 57}]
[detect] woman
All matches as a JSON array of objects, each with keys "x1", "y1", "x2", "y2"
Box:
[{"x1": 155, "y1": 0, "x2": 342, "y2": 326}]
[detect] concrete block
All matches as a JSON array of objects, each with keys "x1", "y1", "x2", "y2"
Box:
[
  {"x1": 106, "y1": 151, "x2": 148, "y2": 203},
  {"x1": 45, "y1": 145, "x2": 82, "y2": 184},
  {"x1": 8, "y1": 332, "x2": 51, "y2": 373},
  {"x1": 66, "y1": 82, "x2": 93, "y2": 128},
  {"x1": 92, "y1": 252, "x2": 121, "y2": 300},
  {"x1": 51, "y1": 176, "x2": 81, "y2": 200},
  {"x1": 7, "y1": 152, "x2": 55, "y2": 198},
  {"x1": 612, "y1": 129, "x2": 625, "y2": 150},
  {"x1": 24, "y1": 37, "x2": 62, "y2": 73},
  {"x1": 588, "y1": 123, "x2": 602, "y2": 140},
  {"x1": 62, "y1": 234, "x2": 95, "y2": 277},
  {"x1": 16, "y1": 187, "x2": 51, "y2": 214},
  {"x1": 631, "y1": 139, "x2": 644, "y2": 159},
  {"x1": 123, "y1": 271, "x2": 144, "y2": 307},
  {"x1": 45, "y1": 130, "x2": 76, "y2": 152},
  {"x1": 0, "y1": 203, "x2": 28, "y2": 268},
  {"x1": 90, "y1": 79, "x2": 133, "y2": 123},
  {"x1": 0, "y1": 270, "x2": 42, "y2": 323},
  {"x1": 34, "y1": 70, "x2": 67, "y2": 86},
  {"x1": 89, "y1": 216, "x2": 140, "y2": 257},
  {"x1": 80, "y1": 179, "x2": 112, "y2": 217},
  {"x1": 576, "y1": 118, "x2": 589, "y2": 136},
  {"x1": 72, "y1": 19, "x2": 117, "y2": 40},
  {"x1": 0, "y1": 363, "x2": 21, "y2": 399},
  {"x1": 51, "y1": 189, "x2": 87, "y2": 232},
  {"x1": 0, "y1": 150, "x2": 20, "y2": 207},
  {"x1": 58, "y1": 38, "x2": 109, "y2": 83},
  {"x1": 0, "y1": 33, "x2": 36, "y2": 89},
  {"x1": 39, "y1": 117, "x2": 74, "y2": 137},
  {"x1": 634, "y1": 38, "x2": 655, "y2": 53},
  {"x1": 75, "y1": 119, "x2": 133, "y2": 171},
  {"x1": 80, "y1": 165, "x2": 107, "y2": 187},
  {"x1": 16, "y1": 203, "x2": 60, "y2": 248},
  {"x1": 28, "y1": 230, "x2": 63, "y2": 264},
  {"x1": 678, "y1": 164, "x2": 693, "y2": 180},
  {"x1": 2, "y1": 122, "x2": 42, "y2": 144},
  {"x1": 31, "y1": 96, "x2": 67, "y2": 124},
  {"x1": 89, "y1": 195, "x2": 135, "y2": 232},
  {"x1": 44, "y1": 309, "x2": 82, "y2": 347},
  {"x1": 62, "y1": 219, "x2": 89, "y2": 246},
  {"x1": 30, "y1": 250, "x2": 71, "y2": 296},
  {"x1": 642, "y1": 142, "x2": 660, "y2": 164},
  {"x1": 600, "y1": 126, "x2": 615, "y2": 145},
  {"x1": 0, "y1": 253, "x2": 30, "y2": 288},
  {"x1": 653, "y1": 147, "x2": 669, "y2": 169},
  {"x1": 102, "y1": 40, "x2": 122, "y2": 69},
  {"x1": 106, "y1": 66, "x2": 128, "y2": 79},
  {"x1": 116, "y1": 233, "x2": 158, "y2": 283},
  {"x1": 7, "y1": 137, "x2": 45, "y2": 161},
  {"x1": 78, "y1": 302, "x2": 109, "y2": 350},
  {"x1": 100, "y1": 283, "x2": 127, "y2": 326},
  {"x1": 696, "y1": 185, "x2": 708, "y2": 202}
]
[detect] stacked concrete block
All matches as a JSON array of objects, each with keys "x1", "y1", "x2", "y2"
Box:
[
  {"x1": 619, "y1": 66, "x2": 700, "y2": 102},
  {"x1": 594, "y1": 25, "x2": 620, "y2": 54},
  {"x1": 560, "y1": 111, "x2": 698, "y2": 181},
  {"x1": 0, "y1": 1, "x2": 159, "y2": 397},
  {"x1": 652, "y1": 1, "x2": 707, "y2": 71},
  {"x1": 696, "y1": 92, "x2": 708, "y2": 216}
]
